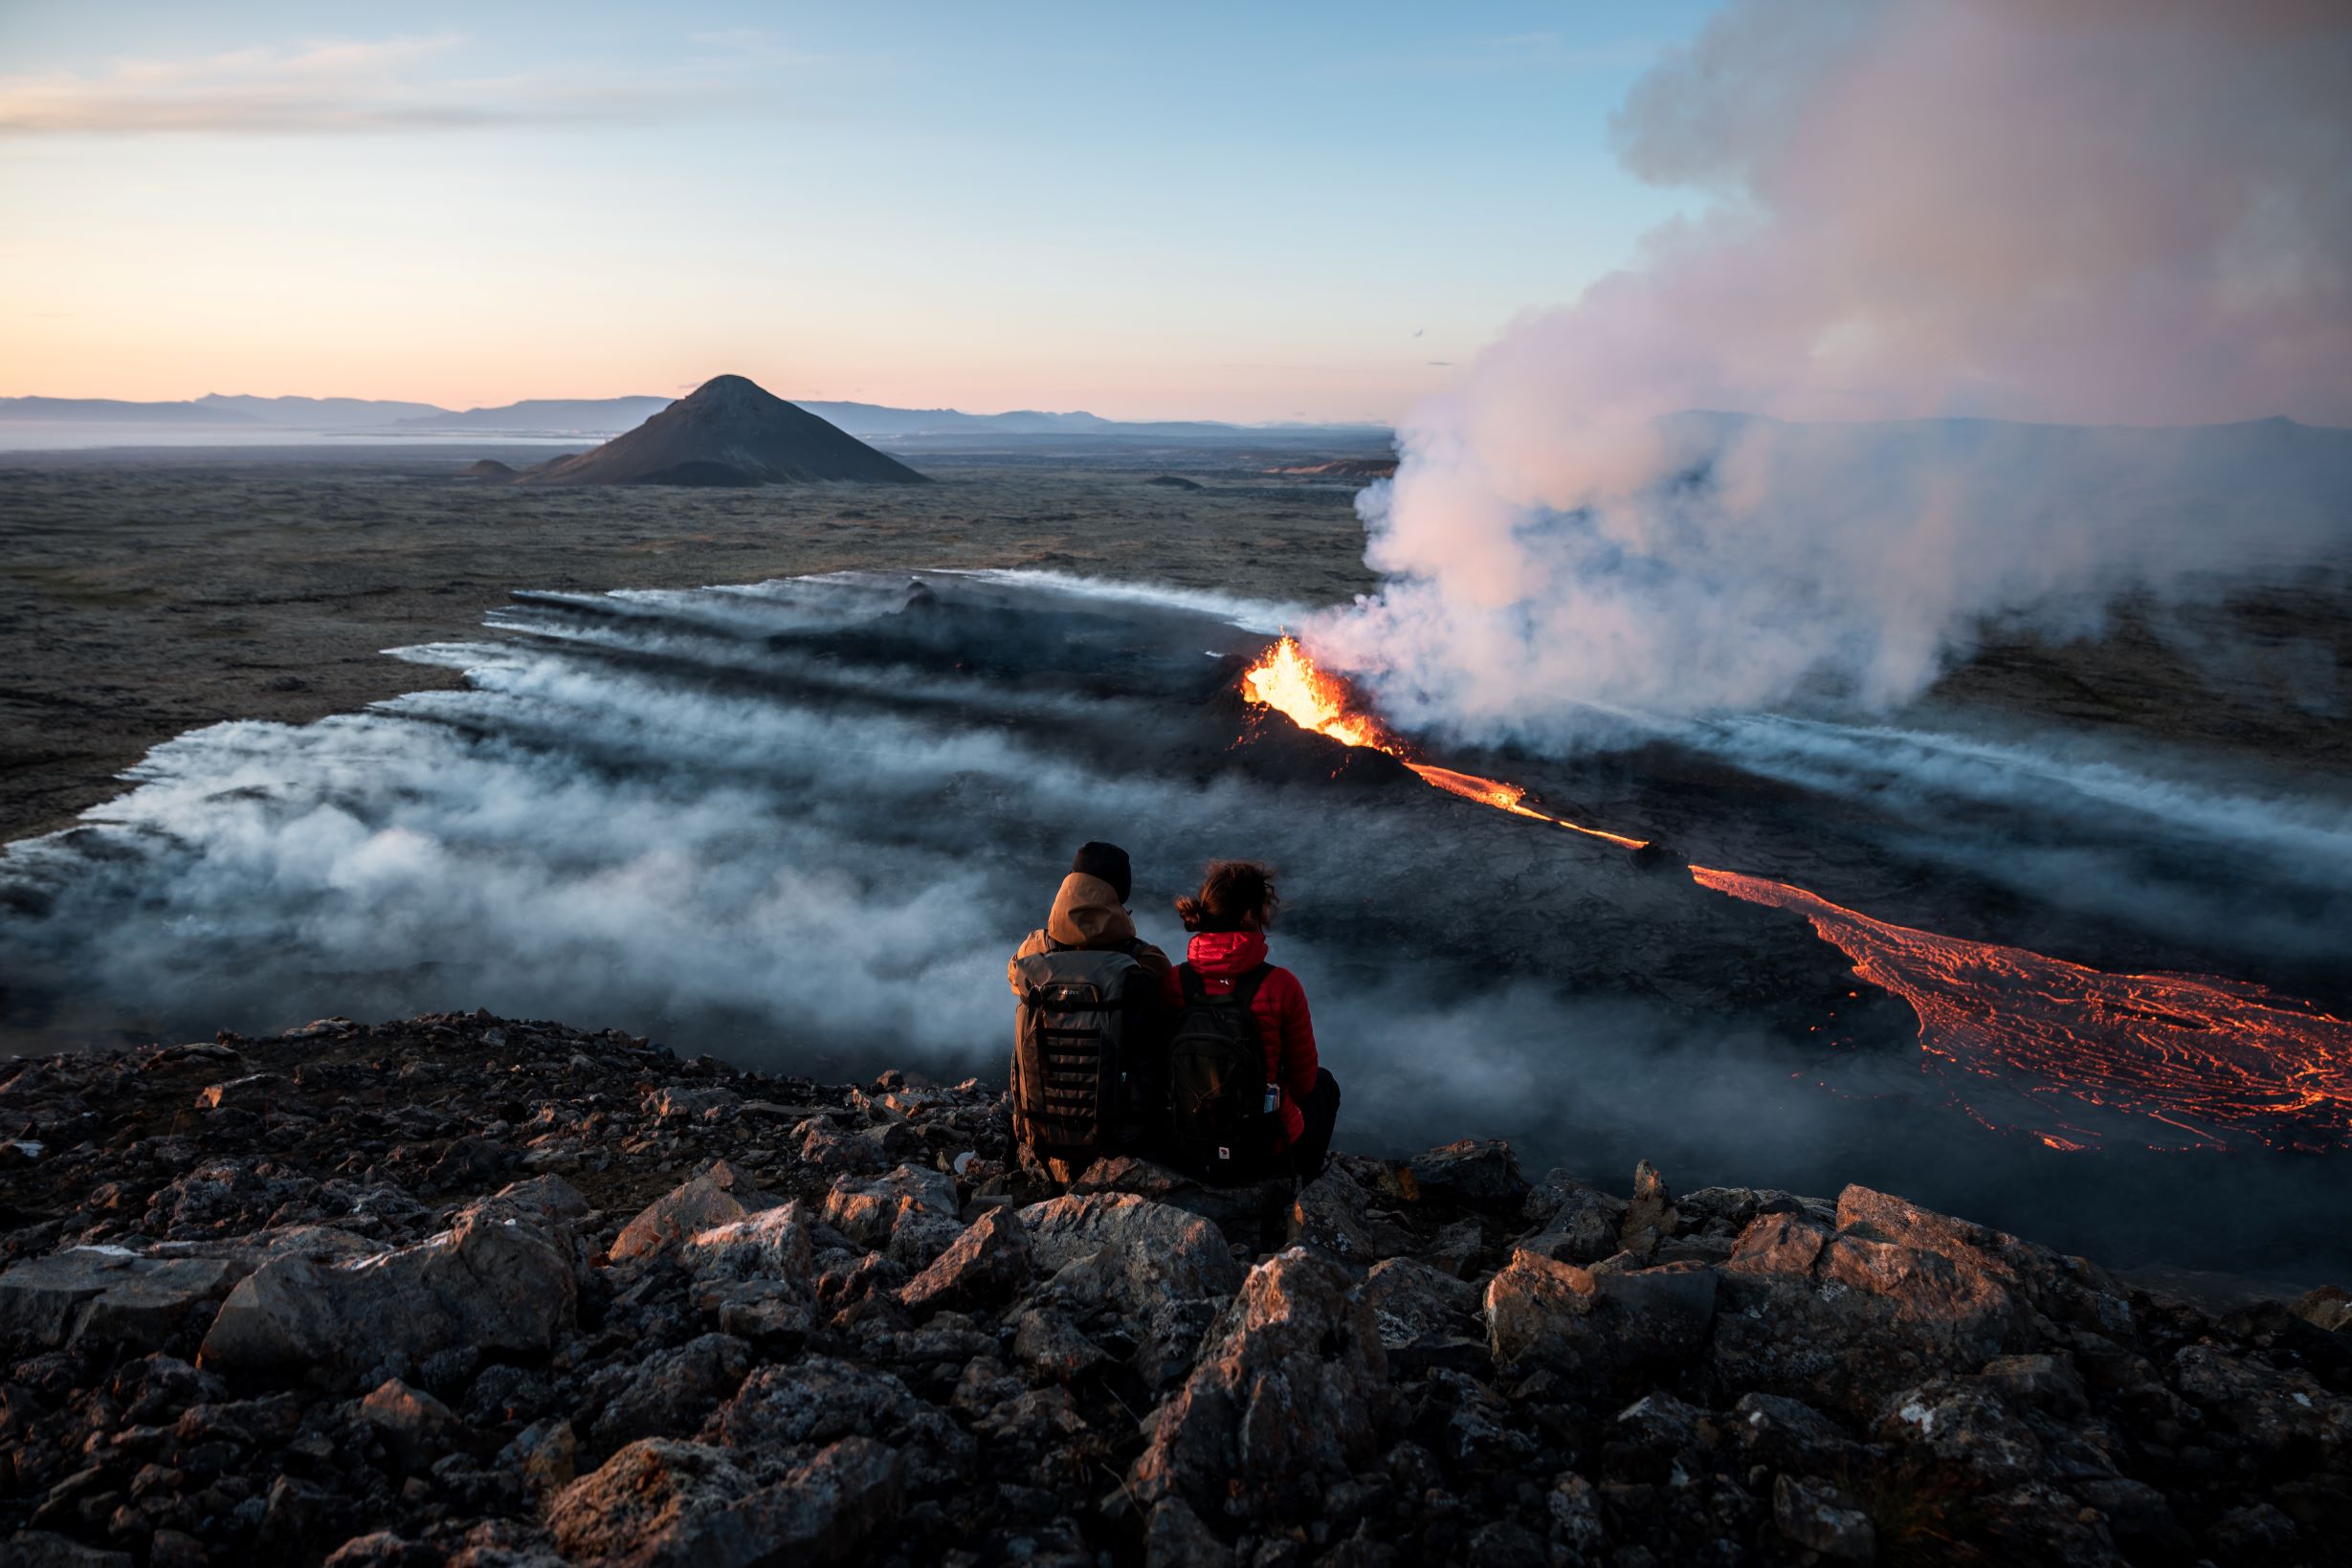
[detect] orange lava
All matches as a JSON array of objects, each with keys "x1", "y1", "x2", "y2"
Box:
[
  {"x1": 1689, "y1": 868, "x2": 2352, "y2": 1152},
  {"x1": 1243, "y1": 639, "x2": 1651, "y2": 850},
  {"x1": 1240, "y1": 636, "x2": 1402, "y2": 753},
  {"x1": 1238, "y1": 637, "x2": 2352, "y2": 1153},
  {"x1": 1409, "y1": 763, "x2": 1653, "y2": 850}
]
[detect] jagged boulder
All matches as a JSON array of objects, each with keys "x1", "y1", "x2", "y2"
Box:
[
  {"x1": 1773, "y1": 1474, "x2": 1875, "y2": 1562},
  {"x1": 1287, "y1": 1162, "x2": 1416, "y2": 1266},
  {"x1": 1484, "y1": 1248, "x2": 1718, "y2": 1381},
  {"x1": 4, "y1": 1532, "x2": 134, "y2": 1567},
  {"x1": 1835, "y1": 1185, "x2": 2132, "y2": 1334},
  {"x1": 1011, "y1": 1307, "x2": 1112, "y2": 1382},
  {"x1": 900, "y1": 1206, "x2": 1030, "y2": 1314},
  {"x1": 1020, "y1": 1191, "x2": 1241, "y2": 1308},
  {"x1": 587, "y1": 1333, "x2": 752, "y2": 1449},
  {"x1": 1360, "y1": 1257, "x2": 1486, "y2": 1374},
  {"x1": 355, "y1": 1378, "x2": 459, "y2": 1472},
  {"x1": 1710, "y1": 1199, "x2": 2031, "y2": 1416},
  {"x1": 1407, "y1": 1138, "x2": 1529, "y2": 1210},
  {"x1": 1731, "y1": 1392, "x2": 1863, "y2": 1473},
  {"x1": 547, "y1": 1436, "x2": 901, "y2": 1567},
  {"x1": 1129, "y1": 1248, "x2": 1391, "y2": 1523},
  {"x1": 1516, "y1": 1175, "x2": 1628, "y2": 1267},
  {"x1": 1619, "y1": 1159, "x2": 1680, "y2": 1258},
  {"x1": 1875, "y1": 1378, "x2": 2044, "y2": 1485},
  {"x1": 0, "y1": 1248, "x2": 241, "y2": 1352},
  {"x1": 713, "y1": 1356, "x2": 971, "y2": 1491},
  {"x1": 200, "y1": 1200, "x2": 574, "y2": 1382},
  {"x1": 611, "y1": 1176, "x2": 746, "y2": 1265},
  {"x1": 2170, "y1": 1344, "x2": 2352, "y2": 1453},
  {"x1": 821, "y1": 1165, "x2": 962, "y2": 1269},
  {"x1": 677, "y1": 1204, "x2": 819, "y2": 1341}
]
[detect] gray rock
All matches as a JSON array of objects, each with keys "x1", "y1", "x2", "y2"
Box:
[
  {"x1": 1406, "y1": 1138, "x2": 1529, "y2": 1210},
  {"x1": 1019, "y1": 1191, "x2": 1241, "y2": 1308},
  {"x1": 1979, "y1": 1352, "x2": 2089, "y2": 1415},
  {"x1": 1729, "y1": 1392, "x2": 1858, "y2": 1471},
  {"x1": 611, "y1": 1177, "x2": 746, "y2": 1265},
  {"x1": 2170, "y1": 1343, "x2": 2352, "y2": 1452},
  {"x1": 1875, "y1": 1379, "x2": 2044, "y2": 1485},
  {"x1": 493, "y1": 1173, "x2": 592, "y2": 1226},
  {"x1": 1619, "y1": 1159, "x2": 1679, "y2": 1258},
  {"x1": 1516, "y1": 1185, "x2": 1628, "y2": 1268},
  {"x1": 1772, "y1": 1474, "x2": 1875, "y2": 1562},
  {"x1": 820, "y1": 1165, "x2": 960, "y2": 1266},
  {"x1": 1287, "y1": 1164, "x2": 1415, "y2": 1267},
  {"x1": 1546, "y1": 1473, "x2": 1606, "y2": 1560},
  {"x1": 588, "y1": 1333, "x2": 752, "y2": 1448},
  {"x1": 653, "y1": 1086, "x2": 742, "y2": 1123},
  {"x1": 1360, "y1": 1257, "x2": 1485, "y2": 1373},
  {"x1": 1484, "y1": 1248, "x2": 1715, "y2": 1380},
  {"x1": 1130, "y1": 1248, "x2": 1390, "y2": 1522},
  {"x1": 355, "y1": 1377, "x2": 459, "y2": 1471},
  {"x1": 200, "y1": 1199, "x2": 574, "y2": 1382},
  {"x1": 0, "y1": 1247, "x2": 238, "y2": 1352},
  {"x1": 1711, "y1": 1205, "x2": 2030, "y2": 1417},
  {"x1": 681, "y1": 1201, "x2": 815, "y2": 1285},
  {"x1": 900, "y1": 1205, "x2": 1030, "y2": 1314},
  {"x1": 1836, "y1": 1184, "x2": 2132, "y2": 1336},
  {"x1": 1011, "y1": 1308, "x2": 1110, "y2": 1381},
  {"x1": 547, "y1": 1436, "x2": 901, "y2": 1568},
  {"x1": 2293, "y1": 1284, "x2": 2351, "y2": 1334},
  {"x1": 1144, "y1": 1495, "x2": 1234, "y2": 1567},
  {"x1": 713, "y1": 1357, "x2": 971, "y2": 1491},
  {"x1": 1130, "y1": 1296, "x2": 1225, "y2": 1394},
  {"x1": 2, "y1": 1531, "x2": 133, "y2": 1568}
]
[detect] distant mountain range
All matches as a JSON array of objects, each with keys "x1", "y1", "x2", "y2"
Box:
[{"x1": 0, "y1": 391, "x2": 1388, "y2": 442}]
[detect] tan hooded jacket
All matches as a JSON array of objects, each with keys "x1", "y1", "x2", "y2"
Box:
[{"x1": 1007, "y1": 872, "x2": 1174, "y2": 996}]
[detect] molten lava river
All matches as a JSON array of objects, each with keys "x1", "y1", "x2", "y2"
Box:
[{"x1": 1242, "y1": 637, "x2": 2352, "y2": 1156}]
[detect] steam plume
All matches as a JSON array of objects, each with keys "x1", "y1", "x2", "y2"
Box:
[{"x1": 1313, "y1": 0, "x2": 2352, "y2": 740}]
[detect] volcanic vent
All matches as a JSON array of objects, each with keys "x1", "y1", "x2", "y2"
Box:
[
  {"x1": 529, "y1": 374, "x2": 928, "y2": 487},
  {"x1": 1238, "y1": 636, "x2": 2352, "y2": 1155}
]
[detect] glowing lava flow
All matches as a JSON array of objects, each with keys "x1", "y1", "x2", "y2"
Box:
[
  {"x1": 1692, "y1": 869, "x2": 2352, "y2": 1153},
  {"x1": 1239, "y1": 636, "x2": 2352, "y2": 1153},
  {"x1": 1241, "y1": 639, "x2": 1652, "y2": 850}
]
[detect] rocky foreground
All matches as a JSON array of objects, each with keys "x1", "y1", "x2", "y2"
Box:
[{"x1": 2, "y1": 1015, "x2": 2348, "y2": 1568}]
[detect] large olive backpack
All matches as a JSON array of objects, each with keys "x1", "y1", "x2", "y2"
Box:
[{"x1": 1010, "y1": 945, "x2": 1157, "y2": 1177}]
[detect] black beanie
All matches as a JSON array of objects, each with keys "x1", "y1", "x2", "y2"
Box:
[{"x1": 1071, "y1": 841, "x2": 1132, "y2": 904}]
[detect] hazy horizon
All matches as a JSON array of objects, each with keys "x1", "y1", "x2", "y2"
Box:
[{"x1": 0, "y1": 2, "x2": 1716, "y2": 424}]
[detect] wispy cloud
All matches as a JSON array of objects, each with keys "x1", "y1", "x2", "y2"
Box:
[{"x1": 0, "y1": 34, "x2": 771, "y2": 135}]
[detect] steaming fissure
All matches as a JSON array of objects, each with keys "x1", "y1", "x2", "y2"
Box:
[{"x1": 1241, "y1": 637, "x2": 2352, "y2": 1155}]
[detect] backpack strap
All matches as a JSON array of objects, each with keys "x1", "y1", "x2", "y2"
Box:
[
  {"x1": 1228, "y1": 962, "x2": 1272, "y2": 1010},
  {"x1": 1179, "y1": 964, "x2": 1209, "y2": 1005}
]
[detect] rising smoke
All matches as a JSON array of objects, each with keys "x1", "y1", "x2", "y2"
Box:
[
  {"x1": 2, "y1": 571, "x2": 2344, "y2": 1271},
  {"x1": 1310, "y1": 0, "x2": 2352, "y2": 741},
  {"x1": 0, "y1": 575, "x2": 1853, "y2": 1185}
]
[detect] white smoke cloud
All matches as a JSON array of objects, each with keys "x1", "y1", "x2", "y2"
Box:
[{"x1": 1310, "y1": 0, "x2": 2352, "y2": 740}]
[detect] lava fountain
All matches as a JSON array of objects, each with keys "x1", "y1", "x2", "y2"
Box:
[
  {"x1": 1240, "y1": 637, "x2": 2352, "y2": 1153},
  {"x1": 1242, "y1": 639, "x2": 1650, "y2": 850}
]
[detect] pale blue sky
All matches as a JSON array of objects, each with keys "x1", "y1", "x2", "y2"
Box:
[{"x1": 0, "y1": 2, "x2": 1717, "y2": 419}]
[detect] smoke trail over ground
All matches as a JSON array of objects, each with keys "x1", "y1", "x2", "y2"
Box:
[
  {"x1": 1311, "y1": 0, "x2": 2352, "y2": 741},
  {"x1": 3, "y1": 570, "x2": 2349, "y2": 1275}
]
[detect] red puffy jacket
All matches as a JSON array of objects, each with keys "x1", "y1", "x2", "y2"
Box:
[{"x1": 1179, "y1": 931, "x2": 1318, "y2": 1147}]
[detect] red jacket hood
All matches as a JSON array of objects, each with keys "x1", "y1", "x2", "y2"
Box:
[{"x1": 1187, "y1": 930, "x2": 1268, "y2": 977}]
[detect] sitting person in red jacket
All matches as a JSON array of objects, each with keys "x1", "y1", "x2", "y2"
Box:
[{"x1": 1174, "y1": 859, "x2": 1341, "y2": 1178}]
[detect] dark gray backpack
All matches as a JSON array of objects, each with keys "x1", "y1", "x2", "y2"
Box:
[
  {"x1": 1010, "y1": 945, "x2": 1154, "y2": 1172},
  {"x1": 1166, "y1": 963, "x2": 1272, "y2": 1184}
]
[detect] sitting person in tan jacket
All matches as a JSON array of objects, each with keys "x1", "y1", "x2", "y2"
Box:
[
  {"x1": 1006, "y1": 842, "x2": 1184, "y2": 1171},
  {"x1": 1007, "y1": 841, "x2": 1182, "y2": 1007}
]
